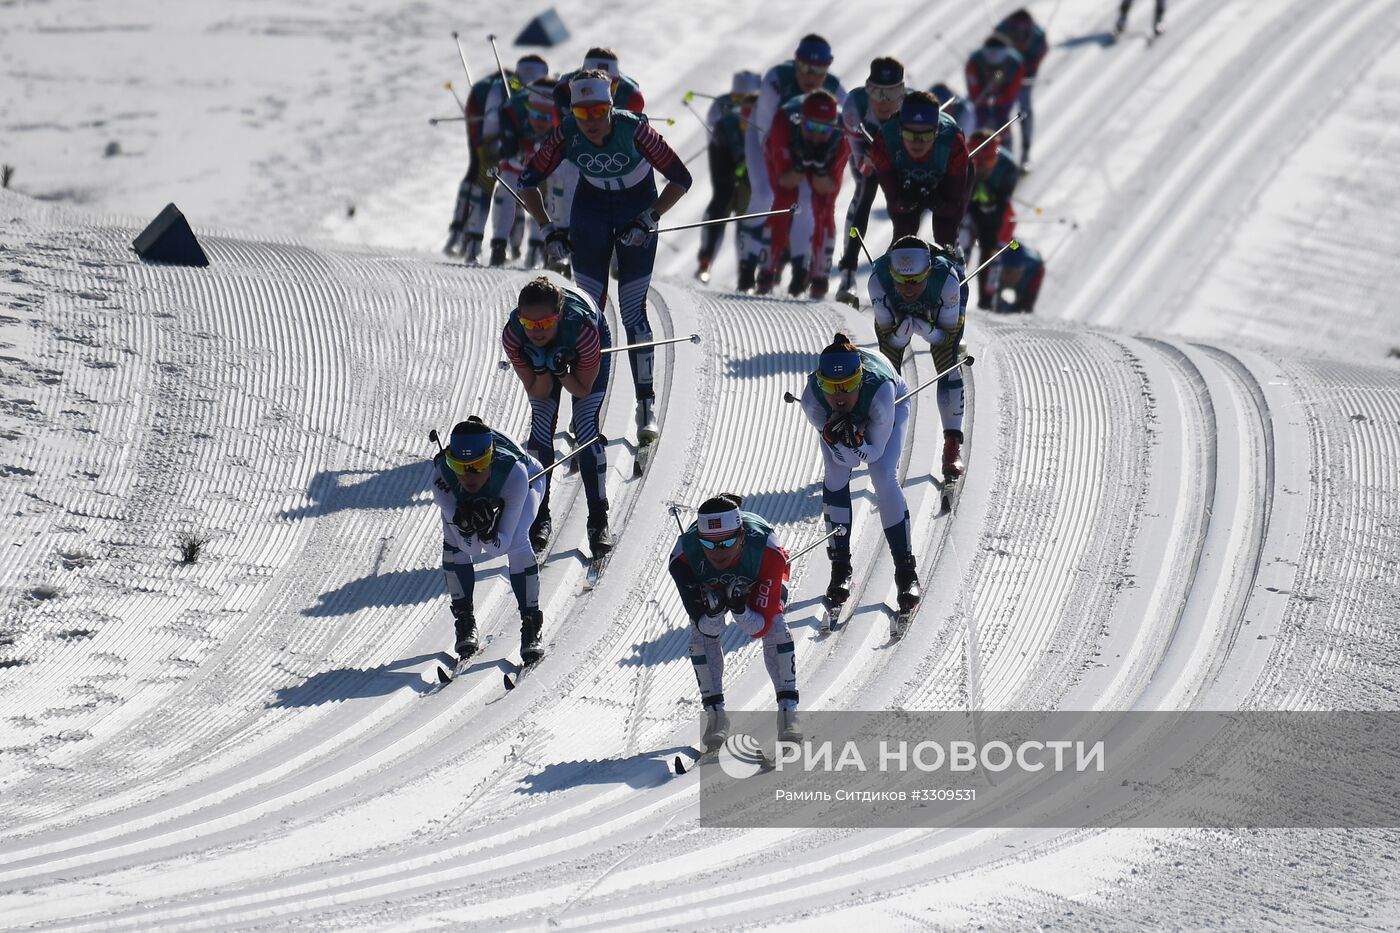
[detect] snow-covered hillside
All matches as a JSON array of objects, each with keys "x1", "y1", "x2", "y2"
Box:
[{"x1": 2, "y1": 0, "x2": 1399, "y2": 928}]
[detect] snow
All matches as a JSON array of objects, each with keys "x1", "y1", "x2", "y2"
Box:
[{"x1": 2, "y1": 0, "x2": 1400, "y2": 928}]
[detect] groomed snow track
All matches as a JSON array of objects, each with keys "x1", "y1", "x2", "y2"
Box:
[{"x1": 2, "y1": 189, "x2": 1398, "y2": 929}]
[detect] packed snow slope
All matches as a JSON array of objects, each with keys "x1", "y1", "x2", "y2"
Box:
[{"x1": 2, "y1": 0, "x2": 1400, "y2": 928}]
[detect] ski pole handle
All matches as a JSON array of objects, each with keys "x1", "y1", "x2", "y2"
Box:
[
  {"x1": 894, "y1": 355, "x2": 976, "y2": 404},
  {"x1": 788, "y1": 526, "x2": 846, "y2": 563},
  {"x1": 653, "y1": 204, "x2": 797, "y2": 235},
  {"x1": 684, "y1": 90, "x2": 720, "y2": 101},
  {"x1": 600, "y1": 334, "x2": 701, "y2": 355},
  {"x1": 960, "y1": 240, "x2": 1019, "y2": 286},
  {"x1": 428, "y1": 429, "x2": 445, "y2": 453},
  {"x1": 968, "y1": 112, "x2": 1026, "y2": 157},
  {"x1": 528, "y1": 435, "x2": 603, "y2": 483}
]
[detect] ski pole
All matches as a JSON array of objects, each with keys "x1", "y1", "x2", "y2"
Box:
[
  {"x1": 895, "y1": 355, "x2": 975, "y2": 404},
  {"x1": 968, "y1": 112, "x2": 1025, "y2": 157},
  {"x1": 429, "y1": 115, "x2": 468, "y2": 125},
  {"x1": 961, "y1": 239, "x2": 1019, "y2": 286},
  {"x1": 528, "y1": 435, "x2": 603, "y2": 483},
  {"x1": 848, "y1": 226, "x2": 874, "y2": 264},
  {"x1": 684, "y1": 90, "x2": 720, "y2": 101},
  {"x1": 653, "y1": 204, "x2": 796, "y2": 235},
  {"x1": 788, "y1": 526, "x2": 846, "y2": 562},
  {"x1": 489, "y1": 170, "x2": 531, "y2": 210},
  {"x1": 444, "y1": 81, "x2": 465, "y2": 112},
  {"x1": 450, "y1": 32, "x2": 473, "y2": 86},
  {"x1": 486, "y1": 34, "x2": 513, "y2": 95},
  {"x1": 682, "y1": 143, "x2": 709, "y2": 165},
  {"x1": 601, "y1": 334, "x2": 701, "y2": 355},
  {"x1": 667, "y1": 504, "x2": 685, "y2": 533},
  {"x1": 428, "y1": 429, "x2": 446, "y2": 453},
  {"x1": 681, "y1": 97, "x2": 715, "y2": 138}
]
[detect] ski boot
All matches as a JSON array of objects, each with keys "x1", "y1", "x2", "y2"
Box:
[
  {"x1": 894, "y1": 554, "x2": 921, "y2": 613},
  {"x1": 442, "y1": 227, "x2": 466, "y2": 257},
  {"x1": 755, "y1": 266, "x2": 775, "y2": 296},
  {"x1": 488, "y1": 238, "x2": 507, "y2": 267},
  {"x1": 942, "y1": 430, "x2": 965, "y2": 481},
  {"x1": 834, "y1": 269, "x2": 859, "y2": 308},
  {"x1": 809, "y1": 276, "x2": 829, "y2": 300},
  {"x1": 827, "y1": 551, "x2": 853, "y2": 605},
  {"x1": 529, "y1": 506, "x2": 552, "y2": 554},
  {"x1": 737, "y1": 258, "x2": 757, "y2": 293},
  {"x1": 451, "y1": 600, "x2": 479, "y2": 659},
  {"x1": 462, "y1": 233, "x2": 483, "y2": 265},
  {"x1": 1152, "y1": 17, "x2": 1165, "y2": 36},
  {"x1": 635, "y1": 394, "x2": 660, "y2": 444},
  {"x1": 695, "y1": 255, "x2": 712, "y2": 284},
  {"x1": 519, "y1": 608, "x2": 544, "y2": 666},
  {"x1": 787, "y1": 260, "x2": 810, "y2": 298},
  {"x1": 586, "y1": 503, "x2": 613, "y2": 557},
  {"x1": 703, "y1": 704, "x2": 731, "y2": 750},
  {"x1": 777, "y1": 701, "x2": 802, "y2": 743}
]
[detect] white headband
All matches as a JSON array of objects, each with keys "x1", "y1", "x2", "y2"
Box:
[
  {"x1": 697, "y1": 508, "x2": 741, "y2": 539},
  {"x1": 569, "y1": 76, "x2": 612, "y2": 105},
  {"x1": 890, "y1": 246, "x2": 932, "y2": 276},
  {"x1": 582, "y1": 57, "x2": 621, "y2": 79}
]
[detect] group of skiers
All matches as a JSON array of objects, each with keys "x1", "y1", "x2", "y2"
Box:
[{"x1": 431, "y1": 16, "x2": 1070, "y2": 749}]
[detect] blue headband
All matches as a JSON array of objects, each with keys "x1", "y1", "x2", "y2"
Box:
[
  {"x1": 449, "y1": 428, "x2": 493, "y2": 462},
  {"x1": 795, "y1": 37, "x2": 833, "y2": 65},
  {"x1": 819, "y1": 349, "x2": 862, "y2": 379}
]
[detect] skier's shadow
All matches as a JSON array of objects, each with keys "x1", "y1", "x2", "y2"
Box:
[
  {"x1": 722, "y1": 349, "x2": 815, "y2": 381},
  {"x1": 267, "y1": 651, "x2": 450, "y2": 707},
  {"x1": 1059, "y1": 31, "x2": 1117, "y2": 48},
  {"x1": 281, "y1": 461, "x2": 431, "y2": 521},
  {"x1": 516, "y1": 745, "x2": 696, "y2": 793}
]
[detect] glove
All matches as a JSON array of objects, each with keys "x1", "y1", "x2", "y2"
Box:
[
  {"x1": 822, "y1": 413, "x2": 851, "y2": 447},
  {"x1": 701, "y1": 586, "x2": 726, "y2": 617},
  {"x1": 543, "y1": 223, "x2": 571, "y2": 263},
  {"x1": 524, "y1": 344, "x2": 551, "y2": 375},
  {"x1": 618, "y1": 208, "x2": 660, "y2": 248},
  {"x1": 465, "y1": 498, "x2": 501, "y2": 537},
  {"x1": 839, "y1": 419, "x2": 866, "y2": 450},
  {"x1": 893, "y1": 316, "x2": 915, "y2": 345},
  {"x1": 723, "y1": 580, "x2": 749, "y2": 614},
  {"x1": 547, "y1": 346, "x2": 577, "y2": 377}
]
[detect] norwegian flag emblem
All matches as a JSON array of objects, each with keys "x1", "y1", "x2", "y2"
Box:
[{"x1": 706, "y1": 518, "x2": 723, "y2": 530}]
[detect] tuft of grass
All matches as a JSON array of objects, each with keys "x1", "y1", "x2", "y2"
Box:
[{"x1": 177, "y1": 532, "x2": 210, "y2": 565}]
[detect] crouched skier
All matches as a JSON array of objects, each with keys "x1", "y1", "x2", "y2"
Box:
[
  {"x1": 668, "y1": 495, "x2": 800, "y2": 748},
  {"x1": 431, "y1": 417, "x2": 547, "y2": 666}
]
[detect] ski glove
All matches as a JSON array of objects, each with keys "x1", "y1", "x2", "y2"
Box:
[
  {"x1": 548, "y1": 346, "x2": 577, "y2": 377},
  {"x1": 821, "y1": 414, "x2": 851, "y2": 447},
  {"x1": 723, "y1": 581, "x2": 749, "y2": 615},
  {"x1": 618, "y1": 208, "x2": 660, "y2": 248},
  {"x1": 701, "y1": 586, "x2": 726, "y2": 618},
  {"x1": 543, "y1": 224, "x2": 571, "y2": 263},
  {"x1": 456, "y1": 497, "x2": 502, "y2": 538}
]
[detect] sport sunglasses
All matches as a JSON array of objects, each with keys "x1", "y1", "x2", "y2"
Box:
[
  {"x1": 699, "y1": 534, "x2": 741, "y2": 550},
  {"x1": 889, "y1": 266, "x2": 931, "y2": 285},
  {"x1": 817, "y1": 369, "x2": 863, "y2": 395},
  {"x1": 518, "y1": 311, "x2": 561, "y2": 331},
  {"x1": 446, "y1": 447, "x2": 494, "y2": 475},
  {"x1": 802, "y1": 119, "x2": 839, "y2": 135},
  {"x1": 866, "y1": 84, "x2": 905, "y2": 102},
  {"x1": 571, "y1": 102, "x2": 611, "y2": 120},
  {"x1": 901, "y1": 126, "x2": 937, "y2": 143},
  {"x1": 796, "y1": 61, "x2": 829, "y2": 77}
]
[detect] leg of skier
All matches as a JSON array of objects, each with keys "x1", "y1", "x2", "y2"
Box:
[
  {"x1": 567, "y1": 315, "x2": 613, "y2": 555},
  {"x1": 477, "y1": 472, "x2": 546, "y2": 662},
  {"x1": 819, "y1": 444, "x2": 855, "y2": 605},
  {"x1": 868, "y1": 403, "x2": 919, "y2": 610},
  {"x1": 525, "y1": 384, "x2": 562, "y2": 552},
  {"x1": 441, "y1": 538, "x2": 479, "y2": 658},
  {"x1": 609, "y1": 181, "x2": 662, "y2": 442},
  {"x1": 761, "y1": 185, "x2": 799, "y2": 295},
  {"x1": 786, "y1": 179, "x2": 816, "y2": 296},
  {"x1": 689, "y1": 624, "x2": 729, "y2": 747},
  {"x1": 761, "y1": 620, "x2": 800, "y2": 741},
  {"x1": 738, "y1": 123, "x2": 774, "y2": 290}
]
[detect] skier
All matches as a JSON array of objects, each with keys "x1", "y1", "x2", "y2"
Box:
[
  {"x1": 964, "y1": 34, "x2": 1025, "y2": 141},
  {"x1": 867, "y1": 236, "x2": 968, "y2": 481},
  {"x1": 930, "y1": 81, "x2": 975, "y2": 138},
  {"x1": 488, "y1": 77, "x2": 560, "y2": 268},
  {"x1": 1116, "y1": 0, "x2": 1166, "y2": 37},
  {"x1": 994, "y1": 239, "x2": 1044, "y2": 313},
  {"x1": 993, "y1": 8, "x2": 1049, "y2": 170},
  {"x1": 501, "y1": 275, "x2": 614, "y2": 559},
  {"x1": 738, "y1": 34, "x2": 847, "y2": 292},
  {"x1": 667, "y1": 494, "x2": 800, "y2": 746},
  {"x1": 431, "y1": 417, "x2": 547, "y2": 665},
  {"x1": 518, "y1": 69, "x2": 692, "y2": 446},
  {"x1": 800, "y1": 333, "x2": 921, "y2": 624},
  {"x1": 696, "y1": 71, "x2": 761, "y2": 284},
  {"x1": 445, "y1": 55, "x2": 550, "y2": 262},
  {"x1": 964, "y1": 127, "x2": 1020, "y2": 309},
  {"x1": 834, "y1": 57, "x2": 907, "y2": 306},
  {"x1": 760, "y1": 89, "x2": 849, "y2": 298},
  {"x1": 869, "y1": 90, "x2": 972, "y2": 245}
]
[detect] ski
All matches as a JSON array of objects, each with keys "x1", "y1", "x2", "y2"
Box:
[
  {"x1": 940, "y1": 476, "x2": 962, "y2": 515},
  {"x1": 890, "y1": 605, "x2": 918, "y2": 640},
  {"x1": 672, "y1": 742, "x2": 777, "y2": 776},
  {"x1": 632, "y1": 437, "x2": 657, "y2": 477},
  {"x1": 834, "y1": 291, "x2": 860, "y2": 310},
  {"x1": 816, "y1": 595, "x2": 849, "y2": 637},
  {"x1": 502, "y1": 657, "x2": 542, "y2": 690},
  {"x1": 583, "y1": 550, "x2": 614, "y2": 591}
]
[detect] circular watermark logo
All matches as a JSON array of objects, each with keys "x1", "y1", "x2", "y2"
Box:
[{"x1": 718, "y1": 732, "x2": 770, "y2": 780}]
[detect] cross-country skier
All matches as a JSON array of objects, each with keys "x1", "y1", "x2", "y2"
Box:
[
  {"x1": 489, "y1": 77, "x2": 560, "y2": 268},
  {"x1": 501, "y1": 275, "x2": 614, "y2": 558},
  {"x1": 867, "y1": 236, "x2": 968, "y2": 481},
  {"x1": 869, "y1": 90, "x2": 971, "y2": 245},
  {"x1": 518, "y1": 69, "x2": 691, "y2": 446},
  {"x1": 431, "y1": 417, "x2": 547, "y2": 665},
  {"x1": 930, "y1": 81, "x2": 976, "y2": 137},
  {"x1": 994, "y1": 240, "x2": 1044, "y2": 313},
  {"x1": 444, "y1": 55, "x2": 550, "y2": 262},
  {"x1": 1116, "y1": 0, "x2": 1166, "y2": 38},
  {"x1": 738, "y1": 34, "x2": 847, "y2": 292},
  {"x1": 993, "y1": 8, "x2": 1049, "y2": 170},
  {"x1": 696, "y1": 71, "x2": 761, "y2": 284},
  {"x1": 760, "y1": 89, "x2": 849, "y2": 298},
  {"x1": 800, "y1": 333, "x2": 921, "y2": 624},
  {"x1": 668, "y1": 494, "x2": 800, "y2": 746},
  {"x1": 964, "y1": 34, "x2": 1025, "y2": 140},
  {"x1": 834, "y1": 57, "x2": 906, "y2": 306},
  {"x1": 964, "y1": 127, "x2": 1020, "y2": 309}
]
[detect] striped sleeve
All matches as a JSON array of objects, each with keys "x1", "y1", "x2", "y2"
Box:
[
  {"x1": 634, "y1": 120, "x2": 692, "y2": 189},
  {"x1": 518, "y1": 126, "x2": 567, "y2": 189},
  {"x1": 574, "y1": 318, "x2": 601, "y2": 372},
  {"x1": 502, "y1": 319, "x2": 528, "y2": 369}
]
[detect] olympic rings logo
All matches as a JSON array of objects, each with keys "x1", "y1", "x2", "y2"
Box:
[{"x1": 577, "y1": 152, "x2": 632, "y2": 173}]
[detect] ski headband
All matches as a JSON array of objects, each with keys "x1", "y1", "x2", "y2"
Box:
[
  {"x1": 900, "y1": 95, "x2": 940, "y2": 127},
  {"x1": 796, "y1": 36, "x2": 833, "y2": 65},
  {"x1": 890, "y1": 246, "x2": 932, "y2": 277},
  {"x1": 569, "y1": 76, "x2": 612, "y2": 105},
  {"x1": 581, "y1": 56, "x2": 621, "y2": 79},
  {"x1": 819, "y1": 349, "x2": 862, "y2": 379},
  {"x1": 516, "y1": 58, "x2": 549, "y2": 85},
  {"x1": 449, "y1": 425, "x2": 493, "y2": 462},
  {"x1": 697, "y1": 506, "x2": 742, "y2": 540}
]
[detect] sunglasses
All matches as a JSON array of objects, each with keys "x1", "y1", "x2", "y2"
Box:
[
  {"x1": 446, "y1": 447, "x2": 493, "y2": 475},
  {"x1": 890, "y1": 267, "x2": 930, "y2": 285},
  {"x1": 867, "y1": 84, "x2": 905, "y2": 102},
  {"x1": 802, "y1": 119, "x2": 838, "y2": 135},
  {"x1": 527, "y1": 102, "x2": 555, "y2": 120},
  {"x1": 518, "y1": 311, "x2": 561, "y2": 331},
  {"x1": 817, "y1": 369, "x2": 863, "y2": 395},
  {"x1": 901, "y1": 126, "x2": 937, "y2": 143},
  {"x1": 699, "y1": 534, "x2": 741, "y2": 550},
  {"x1": 571, "y1": 102, "x2": 611, "y2": 120},
  {"x1": 796, "y1": 61, "x2": 829, "y2": 77}
]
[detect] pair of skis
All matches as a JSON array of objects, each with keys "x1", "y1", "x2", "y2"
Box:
[{"x1": 433, "y1": 652, "x2": 542, "y2": 690}]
